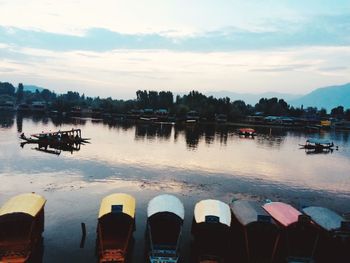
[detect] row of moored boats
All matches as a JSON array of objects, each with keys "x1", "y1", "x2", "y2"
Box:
[{"x1": 0, "y1": 193, "x2": 349, "y2": 262}]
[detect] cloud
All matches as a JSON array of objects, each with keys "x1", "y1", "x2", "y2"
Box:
[
  {"x1": 1, "y1": 43, "x2": 349, "y2": 98},
  {"x1": 0, "y1": 14, "x2": 349, "y2": 52}
]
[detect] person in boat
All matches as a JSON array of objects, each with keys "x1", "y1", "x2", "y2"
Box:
[{"x1": 20, "y1": 132, "x2": 25, "y2": 139}]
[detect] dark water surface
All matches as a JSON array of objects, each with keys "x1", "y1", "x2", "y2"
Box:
[{"x1": 1, "y1": 113, "x2": 350, "y2": 262}]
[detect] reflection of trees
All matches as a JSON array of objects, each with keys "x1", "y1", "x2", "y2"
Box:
[
  {"x1": 135, "y1": 123, "x2": 172, "y2": 140},
  {"x1": 0, "y1": 111, "x2": 15, "y2": 128},
  {"x1": 174, "y1": 124, "x2": 231, "y2": 149},
  {"x1": 104, "y1": 121, "x2": 134, "y2": 132},
  {"x1": 254, "y1": 128, "x2": 286, "y2": 148},
  {"x1": 184, "y1": 126, "x2": 201, "y2": 149}
]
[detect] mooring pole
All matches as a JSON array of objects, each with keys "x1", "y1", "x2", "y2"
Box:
[{"x1": 80, "y1": 222, "x2": 86, "y2": 248}]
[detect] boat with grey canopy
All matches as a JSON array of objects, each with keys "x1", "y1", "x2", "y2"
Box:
[{"x1": 230, "y1": 200, "x2": 280, "y2": 262}]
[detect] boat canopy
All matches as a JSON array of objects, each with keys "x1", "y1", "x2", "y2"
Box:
[
  {"x1": 98, "y1": 193, "x2": 136, "y2": 219},
  {"x1": 147, "y1": 194, "x2": 184, "y2": 220},
  {"x1": 0, "y1": 193, "x2": 46, "y2": 217},
  {"x1": 231, "y1": 200, "x2": 273, "y2": 226},
  {"x1": 306, "y1": 138, "x2": 332, "y2": 144},
  {"x1": 263, "y1": 202, "x2": 301, "y2": 227},
  {"x1": 194, "y1": 199, "x2": 231, "y2": 227},
  {"x1": 303, "y1": 206, "x2": 345, "y2": 232}
]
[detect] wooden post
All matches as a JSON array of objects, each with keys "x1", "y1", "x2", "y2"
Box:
[{"x1": 80, "y1": 222, "x2": 86, "y2": 248}]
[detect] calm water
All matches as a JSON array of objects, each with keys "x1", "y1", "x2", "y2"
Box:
[{"x1": 1, "y1": 112, "x2": 350, "y2": 262}]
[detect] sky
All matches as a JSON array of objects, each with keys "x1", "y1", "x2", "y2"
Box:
[{"x1": 0, "y1": 0, "x2": 349, "y2": 99}]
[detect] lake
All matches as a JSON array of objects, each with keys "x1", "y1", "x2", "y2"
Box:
[{"x1": 1, "y1": 112, "x2": 350, "y2": 262}]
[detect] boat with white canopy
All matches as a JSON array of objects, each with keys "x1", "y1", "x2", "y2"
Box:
[
  {"x1": 191, "y1": 199, "x2": 231, "y2": 263},
  {"x1": 146, "y1": 194, "x2": 185, "y2": 263}
]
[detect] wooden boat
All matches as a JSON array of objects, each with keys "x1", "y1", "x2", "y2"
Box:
[
  {"x1": 0, "y1": 193, "x2": 46, "y2": 263},
  {"x1": 20, "y1": 129, "x2": 90, "y2": 145},
  {"x1": 302, "y1": 206, "x2": 350, "y2": 262},
  {"x1": 238, "y1": 128, "x2": 256, "y2": 137},
  {"x1": 191, "y1": 199, "x2": 231, "y2": 263},
  {"x1": 299, "y1": 139, "x2": 334, "y2": 150},
  {"x1": 146, "y1": 194, "x2": 184, "y2": 263},
  {"x1": 263, "y1": 202, "x2": 320, "y2": 262},
  {"x1": 230, "y1": 200, "x2": 280, "y2": 262},
  {"x1": 97, "y1": 193, "x2": 136, "y2": 263}
]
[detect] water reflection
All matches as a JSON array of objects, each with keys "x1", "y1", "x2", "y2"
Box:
[
  {"x1": 20, "y1": 141, "x2": 84, "y2": 155},
  {"x1": 0, "y1": 111, "x2": 15, "y2": 128},
  {"x1": 2, "y1": 114, "x2": 350, "y2": 193}
]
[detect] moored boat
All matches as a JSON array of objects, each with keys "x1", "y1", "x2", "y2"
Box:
[
  {"x1": 263, "y1": 201, "x2": 320, "y2": 262},
  {"x1": 299, "y1": 139, "x2": 334, "y2": 150},
  {"x1": 230, "y1": 200, "x2": 280, "y2": 262},
  {"x1": 0, "y1": 193, "x2": 46, "y2": 263},
  {"x1": 302, "y1": 206, "x2": 350, "y2": 262},
  {"x1": 97, "y1": 193, "x2": 136, "y2": 263},
  {"x1": 146, "y1": 194, "x2": 184, "y2": 263},
  {"x1": 20, "y1": 128, "x2": 90, "y2": 145},
  {"x1": 191, "y1": 199, "x2": 231, "y2": 263}
]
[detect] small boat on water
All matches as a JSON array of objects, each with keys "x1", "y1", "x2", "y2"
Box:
[
  {"x1": 191, "y1": 199, "x2": 231, "y2": 263},
  {"x1": 97, "y1": 193, "x2": 136, "y2": 263},
  {"x1": 20, "y1": 128, "x2": 90, "y2": 145},
  {"x1": 238, "y1": 128, "x2": 256, "y2": 137},
  {"x1": 230, "y1": 200, "x2": 280, "y2": 262},
  {"x1": 146, "y1": 194, "x2": 184, "y2": 263},
  {"x1": 0, "y1": 193, "x2": 46, "y2": 263},
  {"x1": 302, "y1": 206, "x2": 350, "y2": 262},
  {"x1": 299, "y1": 139, "x2": 334, "y2": 150},
  {"x1": 263, "y1": 201, "x2": 320, "y2": 263}
]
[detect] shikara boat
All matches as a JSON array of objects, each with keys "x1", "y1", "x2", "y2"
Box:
[
  {"x1": 302, "y1": 206, "x2": 350, "y2": 262},
  {"x1": 238, "y1": 128, "x2": 256, "y2": 137},
  {"x1": 191, "y1": 199, "x2": 231, "y2": 263},
  {"x1": 299, "y1": 139, "x2": 334, "y2": 150},
  {"x1": 230, "y1": 200, "x2": 280, "y2": 262},
  {"x1": 0, "y1": 193, "x2": 46, "y2": 263},
  {"x1": 20, "y1": 128, "x2": 90, "y2": 145},
  {"x1": 146, "y1": 194, "x2": 184, "y2": 263},
  {"x1": 263, "y1": 202, "x2": 319, "y2": 263},
  {"x1": 97, "y1": 193, "x2": 136, "y2": 263}
]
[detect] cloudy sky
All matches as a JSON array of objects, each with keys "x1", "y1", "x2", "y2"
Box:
[{"x1": 0, "y1": 0, "x2": 349, "y2": 99}]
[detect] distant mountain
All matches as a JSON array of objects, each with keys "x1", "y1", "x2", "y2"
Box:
[
  {"x1": 289, "y1": 83, "x2": 350, "y2": 111},
  {"x1": 206, "y1": 91, "x2": 302, "y2": 105},
  {"x1": 23, "y1": 85, "x2": 44, "y2": 93}
]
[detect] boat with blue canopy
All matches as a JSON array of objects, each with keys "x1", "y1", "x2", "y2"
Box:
[{"x1": 303, "y1": 206, "x2": 350, "y2": 262}]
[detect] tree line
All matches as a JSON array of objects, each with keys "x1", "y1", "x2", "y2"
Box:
[{"x1": 1, "y1": 81, "x2": 350, "y2": 121}]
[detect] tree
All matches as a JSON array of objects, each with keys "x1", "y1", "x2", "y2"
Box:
[
  {"x1": 16, "y1": 83, "x2": 24, "y2": 103},
  {"x1": 345, "y1": 109, "x2": 350, "y2": 121},
  {"x1": 318, "y1": 108, "x2": 327, "y2": 117},
  {"x1": 0, "y1": 82, "x2": 15, "y2": 96},
  {"x1": 331, "y1": 106, "x2": 344, "y2": 119}
]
